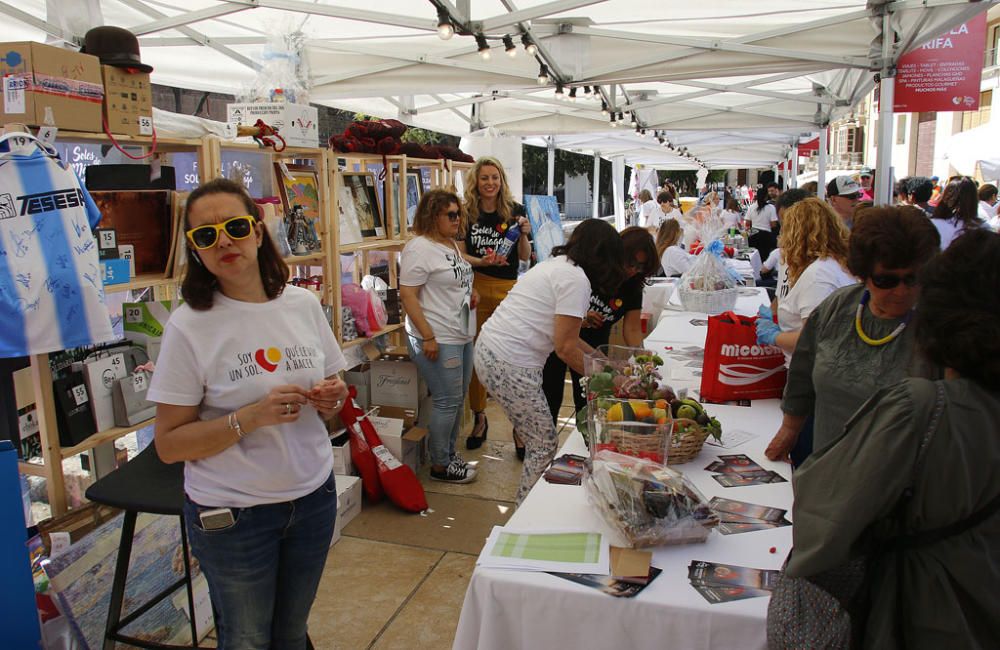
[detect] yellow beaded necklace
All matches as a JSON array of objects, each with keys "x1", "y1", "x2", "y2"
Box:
[{"x1": 855, "y1": 290, "x2": 911, "y2": 346}]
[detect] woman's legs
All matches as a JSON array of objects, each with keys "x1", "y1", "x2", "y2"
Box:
[
  {"x1": 183, "y1": 474, "x2": 337, "y2": 650},
  {"x1": 475, "y1": 344, "x2": 558, "y2": 504},
  {"x1": 408, "y1": 336, "x2": 476, "y2": 473}
]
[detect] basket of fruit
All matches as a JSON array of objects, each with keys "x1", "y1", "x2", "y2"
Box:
[
  {"x1": 582, "y1": 346, "x2": 676, "y2": 465},
  {"x1": 667, "y1": 397, "x2": 722, "y2": 465}
]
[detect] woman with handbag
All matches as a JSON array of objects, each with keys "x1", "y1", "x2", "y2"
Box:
[
  {"x1": 769, "y1": 229, "x2": 1000, "y2": 649},
  {"x1": 148, "y1": 179, "x2": 349, "y2": 649},
  {"x1": 460, "y1": 156, "x2": 532, "y2": 454},
  {"x1": 400, "y1": 189, "x2": 478, "y2": 483}
]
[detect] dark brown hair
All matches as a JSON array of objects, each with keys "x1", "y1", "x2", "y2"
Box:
[
  {"x1": 916, "y1": 229, "x2": 1000, "y2": 390},
  {"x1": 620, "y1": 226, "x2": 659, "y2": 279},
  {"x1": 932, "y1": 176, "x2": 980, "y2": 229},
  {"x1": 847, "y1": 206, "x2": 940, "y2": 279},
  {"x1": 657, "y1": 190, "x2": 674, "y2": 204},
  {"x1": 655, "y1": 219, "x2": 682, "y2": 258},
  {"x1": 181, "y1": 178, "x2": 289, "y2": 310},
  {"x1": 550, "y1": 219, "x2": 625, "y2": 297},
  {"x1": 977, "y1": 183, "x2": 997, "y2": 203},
  {"x1": 411, "y1": 189, "x2": 464, "y2": 238}
]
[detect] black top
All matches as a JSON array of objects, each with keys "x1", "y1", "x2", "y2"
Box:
[
  {"x1": 580, "y1": 275, "x2": 645, "y2": 347},
  {"x1": 462, "y1": 203, "x2": 527, "y2": 280}
]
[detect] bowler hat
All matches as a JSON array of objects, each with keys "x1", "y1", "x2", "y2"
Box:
[{"x1": 82, "y1": 26, "x2": 153, "y2": 73}]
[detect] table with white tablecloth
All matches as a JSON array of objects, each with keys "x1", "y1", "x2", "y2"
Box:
[{"x1": 454, "y1": 289, "x2": 791, "y2": 650}]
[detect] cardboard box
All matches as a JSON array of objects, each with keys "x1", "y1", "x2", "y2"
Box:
[
  {"x1": 330, "y1": 475, "x2": 362, "y2": 547},
  {"x1": 370, "y1": 354, "x2": 427, "y2": 413},
  {"x1": 344, "y1": 365, "x2": 371, "y2": 412},
  {"x1": 329, "y1": 429, "x2": 355, "y2": 476},
  {"x1": 101, "y1": 66, "x2": 152, "y2": 136},
  {"x1": 227, "y1": 102, "x2": 319, "y2": 148},
  {"x1": 0, "y1": 41, "x2": 103, "y2": 131},
  {"x1": 369, "y1": 415, "x2": 427, "y2": 474}
]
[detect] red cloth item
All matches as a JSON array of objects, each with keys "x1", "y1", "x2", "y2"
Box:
[
  {"x1": 342, "y1": 387, "x2": 383, "y2": 503},
  {"x1": 701, "y1": 311, "x2": 787, "y2": 401}
]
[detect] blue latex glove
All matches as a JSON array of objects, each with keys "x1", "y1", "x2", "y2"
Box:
[{"x1": 756, "y1": 305, "x2": 780, "y2": 345}]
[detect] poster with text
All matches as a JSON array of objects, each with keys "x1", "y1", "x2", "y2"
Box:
[{"x1": 894, "y1": 13, "x2": 987, "y2": 113}]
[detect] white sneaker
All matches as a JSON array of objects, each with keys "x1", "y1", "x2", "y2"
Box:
[{"x1": 431, "y1": 459, "x2": 478, "y2": 484}]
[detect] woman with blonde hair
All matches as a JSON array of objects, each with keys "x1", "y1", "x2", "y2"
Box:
[
  {"x1": 656, "y1": 219, "x2": 695, "y2": 277},
  {"x1": 638, "y1": 189, "x2": 658, "y2": 229},
  {"x1": 756, "y1": 197, "x2": 856, "y2": 356},
  {"x1": 460, "y1": 156, "x2": 531, "y2": 452}
]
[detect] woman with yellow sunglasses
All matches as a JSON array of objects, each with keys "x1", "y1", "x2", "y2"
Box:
[{"x1": 148, "y1": 178, "x2": 349, "y2": 649}]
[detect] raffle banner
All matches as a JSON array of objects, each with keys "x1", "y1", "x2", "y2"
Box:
[{"x1": 894, "y1": 13, "x2": 988, "y2": 113}]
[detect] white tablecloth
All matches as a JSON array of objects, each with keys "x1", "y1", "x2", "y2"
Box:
[{"x1": 454, "y1": 290, "x2": 790, "y2": 650}]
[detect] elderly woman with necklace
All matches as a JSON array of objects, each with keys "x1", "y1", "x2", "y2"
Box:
[{"x1": 766, "y1": 206, "x2": 941, "y2": 462}]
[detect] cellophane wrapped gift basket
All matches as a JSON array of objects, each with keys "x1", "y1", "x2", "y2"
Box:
[
  {"x1": 677, "y1": 240, "x2": 743, "y2": 315},
  {"x1": 585, "y1": 450, "x2": 718, "y2": 547}
]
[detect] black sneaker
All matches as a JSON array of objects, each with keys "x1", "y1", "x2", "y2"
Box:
[{"x1": 431, "y1": 459, "x2": 478, "y2": 484}]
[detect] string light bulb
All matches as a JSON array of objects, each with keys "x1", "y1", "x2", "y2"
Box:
[
  {"x1": 503, "y1": 35, "x2": 517, "y2": 57},
  {"x1": 555, "y1": 82, "x2": 565, "y2": 100},
  {"x1": 521, "y1": 33, "x2": 538, "y2": 56},
  {"x1": 475, "y1": 33, "x2": 491, "y2": 60},
  {"x1": 600, "y1": 100, "x2": 609, "y2": 116},
  {"x1": 537, "y1": 64, "x2": 550, "y2": 85},
  {"x1": 437, "y1": 8, "x2": 454, "y2": 40},
  {"x1": 568, "y1": 87, "x2": 577, "y2": 102}
]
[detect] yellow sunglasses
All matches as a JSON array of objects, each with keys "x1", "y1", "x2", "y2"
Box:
[{"x1": 186, "y1": 215, "x2": 256, "y2": 250}]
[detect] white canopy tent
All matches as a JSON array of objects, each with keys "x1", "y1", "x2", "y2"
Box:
[{"x1": 3, "y1": 1, "x2": 995, "y2": 182}]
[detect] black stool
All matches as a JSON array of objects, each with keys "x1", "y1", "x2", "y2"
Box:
[{"x1": 85, "y1": 443, "x2": 200, "y2": 650}]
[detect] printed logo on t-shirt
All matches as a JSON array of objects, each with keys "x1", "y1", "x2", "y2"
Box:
[
  {"x1": 587, "y1": 293, "x2": 624, "y2": 326},
  {"x1": 0, "y1": 192, "x2": 15, "y2": 220},
  {"x1": 16, "y1": 187, "x2": 86, "y2": 216},
  {"x1": 467, "y1": 222, "x2": 508, "y2": 259},
  {"x1": 230, "y1": 345, "x2": 319, "y2": 381}
]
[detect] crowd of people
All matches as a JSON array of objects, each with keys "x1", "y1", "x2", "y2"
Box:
[{"x1": 145, "y1": 157, "x2": 998, "y2": 647}]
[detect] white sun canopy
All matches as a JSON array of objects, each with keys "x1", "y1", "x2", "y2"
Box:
[{"x1": 4, "y1": 0, "x2": 994, "y2": 168}]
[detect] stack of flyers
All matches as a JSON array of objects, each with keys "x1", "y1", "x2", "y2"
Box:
[
  {"x1": 688, "y1": 560, "x2": 779, "y2": 603},
  {"x1": 543, "y1": 454, "x2": 588, "y2": 485},
  {"x1": 704, "y1": 454, "x2": 787, "y2": 487},
  {"x1": 709, "y1": 497, "x2": 792, "y2": 535},
  {"x1": 550, "y1": 567, "x2": 663, "y2": 598}
]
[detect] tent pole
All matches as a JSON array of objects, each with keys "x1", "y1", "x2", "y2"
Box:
[
  {"x1": 546, "y1": 138, "x2": 555, "y2": 196},
  {"x1": 612, "y1": 155, "x2": 625, "y2": 231},
  {"x1": 791, "y1": 146, "x2": 799, "y2": 188},
  {"x1": 874, "y1": 8, "x2": 896, "y2": 206},
  {"x1": 817, "y1": 127, "x2": 828, "y2": 200},
  {"x1": 592, "y1": 152, "x2": 601, "y2": 220}
]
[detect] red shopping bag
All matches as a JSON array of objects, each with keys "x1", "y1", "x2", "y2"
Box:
[{"x1": 700, "y1": 311, "x2": 787, "y2": 401}]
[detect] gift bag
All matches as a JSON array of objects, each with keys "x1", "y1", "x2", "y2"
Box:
[
  {"x1": 701, "y1": 311, "x2": 786, "y2": 401},
  {"x1": 112, "y1": 370, "x2": 156, "y2": 427}
]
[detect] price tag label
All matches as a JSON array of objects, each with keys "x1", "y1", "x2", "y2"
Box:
[
  {"x1": 118, "y1": 244, "x2": 135, "y2": 277},
  {"x1": 71, "y1": 384, "x2": 88, "y2": 406},
  {"x1": 3, "y1": 75, "x2": 26, "y2": 114},
  {"x1": 132, "y1": 372, "x2": 148, "y2": 393},
  {"x1": 109, "y1": 353, "x2": 127, "y2": 379},
  {"x1": 125, "y1": 305, "x2": 144, "y2": 323},
  {"x1": 99, "y1": 229, "x2": 117, "y2": 250},
  {"x1": 138, "y1": 115, "x2": 153, "y2": 136},
  {"x1": 36, "y1": 125, "x2": 58, "y2": 144},
  {"x1": 150, "y1": 154, "x2": 161, "y2": 181}
]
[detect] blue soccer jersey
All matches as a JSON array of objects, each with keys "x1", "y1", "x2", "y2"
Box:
[{"x1": 0, "y1": 134, "x2": 114, "y2": 357}]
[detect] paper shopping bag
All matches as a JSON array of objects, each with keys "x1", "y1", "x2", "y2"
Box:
[
  {"x1": 701, "y1": 311, "x2": 786, "y2": 401},
  {"x1": 112, "y1": 370, "x2": 156, "y2": 427}
]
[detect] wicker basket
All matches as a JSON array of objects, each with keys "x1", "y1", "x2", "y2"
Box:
[
  {"x1": 590, "y1": 399, "x2": 672, "y2": 465},
  {"x1": 668, "y1": 418, "x2": 713, "y2": 465},
  {"x1": 677, "y1": 286, "x2": 739, "y2": 315}
]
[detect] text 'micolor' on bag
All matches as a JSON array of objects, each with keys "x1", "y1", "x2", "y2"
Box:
[{"x1": 701, "y1": 311, "x2": 787, "y2": 401}]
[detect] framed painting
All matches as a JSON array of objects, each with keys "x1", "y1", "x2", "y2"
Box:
[
  {"x1": 342, "y1": 171, "x2": 385, "y2": 239},
  {"x1": 524, "y1": 194, "x2": 566, "y2": 263},
  {"x1": 274, "y1": 164, "x2": 321, "y2": 223},
  {"x1": 404, "y1": 171, "x2": 423, "y2": 230}
]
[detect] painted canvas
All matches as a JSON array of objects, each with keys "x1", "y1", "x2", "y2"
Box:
[
  {"x1": 524, "y1": 195, "x2": 565, "y2": 262},
  {"x1": 343, "y1": 172, "x2": 385, "y2": 239},
  {"x1": 336, "y1": 185, "x2": 364, "y2": 246},
  {"x1": 275, "y1": 165, "x2": 321, "y2": 223},
  {"x1": 405, "y1": 172, "x2": 423, "y2": 229}
]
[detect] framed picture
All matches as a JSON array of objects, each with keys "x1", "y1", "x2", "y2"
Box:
[
  {"x1": 336, "y1": 185, "x2": 364, "y2": 246},
  {"x1": 404, "y1": 172, "x2": 423, "y2": 230},
  {"x1": 342, "y1": 171, "x2": 385, "y2": 239},
  {"x1": 524, "y1": 194, "x2": 566, "y2": 263},
  {"x1": 274, "y1": 164, "x2": 321, "y2": 223}
]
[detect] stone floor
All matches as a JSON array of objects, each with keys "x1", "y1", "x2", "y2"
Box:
[{"x1": 302, "y1": 380, "x2": 580, "y2": 650}]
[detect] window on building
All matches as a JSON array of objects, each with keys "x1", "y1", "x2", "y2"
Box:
[
  {"x1": 896, "y1": 115, "x2": 907, "y2": 145},
  {"x1": 962, "y1": 90, "x2": 993, "y2": 130}
]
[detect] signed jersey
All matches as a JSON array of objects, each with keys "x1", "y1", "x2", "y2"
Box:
[{"x1": 0, "y1": 134, "x2": 113, "y2": 357}]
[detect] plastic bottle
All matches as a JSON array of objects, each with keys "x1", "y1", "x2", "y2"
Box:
[{"x1": 494, "y1": 223, "x2": 521, "y2": 259}]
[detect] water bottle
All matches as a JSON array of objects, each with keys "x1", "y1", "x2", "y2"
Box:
[{"x1": 494, "y1": 223, "x2": 521, "y2": 259}]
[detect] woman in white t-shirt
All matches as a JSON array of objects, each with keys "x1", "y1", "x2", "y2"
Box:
[
  {"x1": 931, "y1": 176, "x2": 983, "y2": 249},
  {"x1": 655, "y1": 219, "x2": 695, "y2": 277},
  {"x1": 148, "y1": 179, "x2": 349, "y2": 648},
  {"x1": 652, "y1": 190, "x2": 681, "y2": 231},
  {"x1": 638, "y1": 189, "x2": 658, "y2": 229},
  {"x1": 721, "y1": 197, "x2": 743, "y2": 229},
  {"x1": 475, "y1": 220, "x2": 626, "y2": 503},
  {"x1": 756, "y1": 197, "x2": 855, "y2": 358},
  {"x1": 400, "y1": 189, "x2": 479, "y2": 484},
  {"x1": 747, "y1": 192, "x2": 778, "y2": 232}
]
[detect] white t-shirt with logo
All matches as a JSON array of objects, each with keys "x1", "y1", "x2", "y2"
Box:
[
  {"x1": 478, "y1": 256, "x2": 590, "y2": 368},
  {"x1": 749, "y1": 203, "x2": 777, "y2": 231},
  {"x1": 147, "y1": 285, "x2": 346, "y2": 508},
  {"x1": 777, "y1": 257, "x2": 856, "y2": 333},
  {"x1": 660, "y1": 245, "x2": 695, "y2": 277},
  {"x1": 400, "y1": 236, "x2": 474, "y2": 344}
]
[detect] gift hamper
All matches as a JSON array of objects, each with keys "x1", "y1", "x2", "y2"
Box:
[
  {"x1": 586, "y1": 450, "x2": 718, "y2": 547},
  {"x1": 677, "y1": 240, "x2": 742, "y2": 315}
]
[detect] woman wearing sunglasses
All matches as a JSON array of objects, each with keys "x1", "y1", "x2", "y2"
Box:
[
  {"x1": 766, "y1": 206, "x2": 941, "y2": 463},
  {"x1": 399, "y1": 189, "x2": 479, "y2": 483},
  {"x1": 148, "y1": 178, "x2": 349, "y2": 649}
]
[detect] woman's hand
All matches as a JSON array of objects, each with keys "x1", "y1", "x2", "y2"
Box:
[
  {"x1": 582, "y1": 310, "x2": 605, "y2": 329},
  {"x1": 517, "y1": 216, "x2": 531, "y2": 236},
  {"x1": 481, "y1": 249, "x2": 505, "y2": 266},
  {"x1": 246, "y1": 384, "x2": 310, "y2": 429},
  {"x1": 422, "y1": 338, "x2": 439, "y2": 362},
  {"x1": 308, "y1": 377, "x2": 349, "y2": 421},
  {"x1": 765, "y1": 424, "x2": 800, "y2": 462}
]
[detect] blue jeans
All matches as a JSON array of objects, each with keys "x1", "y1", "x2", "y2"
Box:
[
  {"x1": 406, "y1": 336, "x2": 474, "y2": 467},
  {"x1": 182, "y1": 473, "x2": 337, "y2": 650}
]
